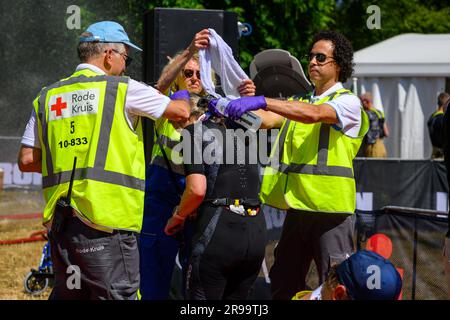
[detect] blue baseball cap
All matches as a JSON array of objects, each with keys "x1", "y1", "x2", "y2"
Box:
[
  {"x1": 336, "y1": 250, "x2": 402, "y2": 300},
  {"x1": 79, "y1": 21, "x2": 142, "y2": 52}
]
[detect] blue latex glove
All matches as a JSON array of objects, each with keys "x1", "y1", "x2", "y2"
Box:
[
  {"x1": 226, "y1": 96, "x2": 267, "y2": 120},
  {"x1": 170, "y1": 90, "x2": 190, "y2": 101}
]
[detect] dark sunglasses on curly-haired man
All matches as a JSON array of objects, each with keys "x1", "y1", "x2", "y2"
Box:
[{"x1": 307, "y1": 52, "x2": 334, "y2": 63}]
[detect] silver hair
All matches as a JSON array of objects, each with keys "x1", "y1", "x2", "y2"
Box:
[{"x1": 77, "y1": 32, "x2": 126, "y2": 62}]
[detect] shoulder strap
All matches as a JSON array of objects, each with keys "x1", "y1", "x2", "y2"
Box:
[
  {"x1": 294, "y1": 88, "x2": 353, "y2": 103},
  {"x1": 371, "y1": 108, "x2": 384, "y2": 119},
  {"x1": 327, "y1": 88, "x2": 352, "y2": 101},
  {"x1": 289, "y1": 91, "x2": 312, "y2": 102}
]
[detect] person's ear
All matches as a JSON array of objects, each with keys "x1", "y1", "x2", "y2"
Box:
[
  {"x1": 103, "y1": 48, "x2": 113, "y2": 71},
  {"x1": 334, "y1": 63, "x2": 341, "y2": 81},
  {"x1": 332, "y1": 285, "x2": 349, "y2": 300}
]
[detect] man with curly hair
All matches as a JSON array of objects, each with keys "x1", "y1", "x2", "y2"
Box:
[{"x1": 223, "y1": 30, "x2": 369, "y2": 299}]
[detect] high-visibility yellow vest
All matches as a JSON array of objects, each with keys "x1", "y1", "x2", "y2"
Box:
[
  {"x1": 34, "y1": 68, "x2": 146, "y2": 232},
  {"x1": 260, "y1": 88, "x2": 369, "y2": 214},
  {"x1": 292, "y1": 290, "x2": 313, "y2": 300},
  {"x1": 430, "y1": 110, "x2": 444, "y2": 119},
  {"x1": 150, "y1": 118, "x2": 184, "y2": 175},
  {"x1": 371, "y1": 108, "x2": 385, "y2": 120}
]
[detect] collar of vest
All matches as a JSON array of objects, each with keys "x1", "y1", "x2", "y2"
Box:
[
  {"x1": 39, "y1": 71, "x2": 130, "y2": 100},
  {"x1": 308, "y1": 88, "x2": 352, "y2": 104},
  {"x1": 368, "y1": 108, "x2": 384, "y2": 118},
  {"x1": 73, "y1": 67, "x2": 105, "y2": 77},
  {"x1": 431, "y1": 110, "x2": 444, "y2": 118}
]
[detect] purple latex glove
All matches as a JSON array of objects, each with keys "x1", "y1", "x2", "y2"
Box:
[
  {"x1": 207, "y1": 98, "x2": 222, "y2": 117},
  {"x1": 226, "y1": 96, "x2": 267, "y2": 120},
  {"x1": 170, "y1": 89, "x2": 190, "y2": 101}
]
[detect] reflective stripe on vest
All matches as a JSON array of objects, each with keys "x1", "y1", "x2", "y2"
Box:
[
  {"x1": 371, "y1": 108, "x2": 384, "y2": 120},
  {"x1": 273, "y1": 121, "x2": 354, "y2": 178},
  {"x1": 35, "y1": 68, "x2": 146, "y2": 232},
  {"x1": 150, "y1": 118, "x2": 184, "y2": 175},
  {"x1": 268, "y1": 89, "x2": 355, "y2": 177},
  {"x1": 260, "y1": 88, "x2": 369, "y2": 213}
]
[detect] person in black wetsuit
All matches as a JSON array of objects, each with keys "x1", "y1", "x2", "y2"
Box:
[{"x1": 164, "y1": 98, "x2": 269, "y2": 300}]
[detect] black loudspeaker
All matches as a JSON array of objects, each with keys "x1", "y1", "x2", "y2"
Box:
[
  {"x1": 143, "y1": 8, "x2": 239, "y2": 85},
  {"x1": 142, "y1": 8, "x2": 239, "y2": 162}
]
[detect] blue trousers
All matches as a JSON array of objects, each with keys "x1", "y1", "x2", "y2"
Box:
[
  {"x1": 139, "y1": 165, "x2": 186, "y2": 300},
  {"x1": 139, "y1": 199, "x2": 179, "y2": 300}
]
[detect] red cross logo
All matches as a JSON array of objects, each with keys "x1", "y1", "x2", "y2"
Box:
[{"x1": 50, "y1": 97, "x2": 67, "y2": 117}]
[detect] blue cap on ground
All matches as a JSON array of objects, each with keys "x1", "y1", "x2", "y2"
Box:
[
  {"x1": 79, "y1": 21, "x2": 142, "y2": 52},
  {"x1": 336, "y1": 250, "x2": 402, "y2": 300}
]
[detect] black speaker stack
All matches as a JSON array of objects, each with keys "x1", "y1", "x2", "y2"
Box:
[{"x1": 142, "y1": 8, "x2": 239, "y2": 162}]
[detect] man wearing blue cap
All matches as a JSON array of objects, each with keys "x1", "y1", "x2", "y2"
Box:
[
  {"x1": 293, "y1": 250, "x2": 402, "y2": 300},
  {"x1": 18, "y1": 21, "x2": 189, "y2": 300}
]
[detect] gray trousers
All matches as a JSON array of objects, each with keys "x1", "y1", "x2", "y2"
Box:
[
  {"x1": 49, "y1": 216, "x2": 139, "y2": 300},
  {"x1": 269, "y1": 209, "x2": 355, "y2": 300}
]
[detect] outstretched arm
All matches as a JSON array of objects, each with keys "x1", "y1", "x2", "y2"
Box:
[
  {"x1": 218, "y1": 96, "x2": 339, "y2": 128},
  {"x1": 156, "y1": 29, "x2": 210, "y2": 93},
  {"x1": 264, "y1": 98, "x2": 339, "y2": 124},
  {"x1": 253, "y1": 109, "x2": 285, "y2": 129},
  {"x1": 18, "y1": 146, "x2": 42, "y2": 173}
]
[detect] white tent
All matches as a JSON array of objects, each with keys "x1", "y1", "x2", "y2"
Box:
[{"x1": 353, "y1": 33, "x2": 450, "y2": 159}]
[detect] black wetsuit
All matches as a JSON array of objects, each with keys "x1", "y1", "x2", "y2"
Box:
[{"x1": 183, "y1": 119, "x2": 267, "y2": 300}]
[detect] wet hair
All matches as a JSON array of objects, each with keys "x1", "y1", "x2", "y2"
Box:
[
  {"x1": 322, "y1": 264, "x2": 341, "y2": 293},
  {"x1": 77, "y1": 32, "x2": 125, "y2": 62},
  {"x1": 170, "y1": 94, "x2": 208, "y2": 130},
  {"x1": 189, "y1": 94, "x2": 207, "y2": 119},
  {"x1": 360, "y1": 92, "x2": 372, "y2": 101},
  {"x1": 310, "y1": 30, "x2": 354, "y2": 83}
]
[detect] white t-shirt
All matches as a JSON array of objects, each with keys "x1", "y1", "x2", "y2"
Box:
[
  {"x1": 21, "y1": 64, "x2": 171, "y2": 148},
  {"x1": 310, "y1": 82, "x2": 362, "y2": 138}
]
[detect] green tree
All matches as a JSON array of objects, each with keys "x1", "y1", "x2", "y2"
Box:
[
  {"x1": 77, "y1": 0, "x2": 450, "y2": 67},
  {"x1": 114, "y1": 0, "x2": 337, "y2": 70},
  {"x1": 333, "y1": 0, "x2": 450, "y2": 51},
  {"x1": 214, "y1": 0, "x2": 337, "y2": 69}
]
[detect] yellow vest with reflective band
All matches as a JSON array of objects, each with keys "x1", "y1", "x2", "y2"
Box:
[
  {"x1": 371, "y1": 108, "x2": 385, "y2": 120},
  {"x1": 292, "y1": 290, "x2": 313, "y2": 300},
  {"x1": 260, "y1": 88, "x2": 369, "y2": 214},
  {"x1": 34, "y1": 68, "x2": 145, "y2": 232},
  {"x1": 430, "y1": 110, "x2": 444, "y2": 119},
  {"x1": 150, "y1": 118, "x2": 184, "y2": 175}
]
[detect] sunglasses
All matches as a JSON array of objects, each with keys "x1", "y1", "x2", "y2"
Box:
[
  {"x1": 183, "y1": 69, "x2": 201, "y2": 79},
  {"x1": 307, "y1": 52, "x2": 334, "y2": 63},
  {"x1": 111, "y1": 49, "x2": 133, "y2": 67}
]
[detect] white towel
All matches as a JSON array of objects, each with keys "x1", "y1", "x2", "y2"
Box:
[{"x1": 199, "y1": 28, "x2": 249, "y2": 99}]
